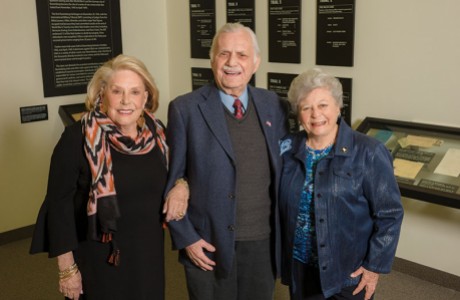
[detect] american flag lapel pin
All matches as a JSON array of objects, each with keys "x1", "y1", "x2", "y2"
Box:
[{"x1": 266, "y1": 120, "x2": 272, "y2": 127}]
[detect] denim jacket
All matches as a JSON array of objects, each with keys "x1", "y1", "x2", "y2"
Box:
[{"x1": 279, "y1": 119, "x2": 404, "y2": 298}]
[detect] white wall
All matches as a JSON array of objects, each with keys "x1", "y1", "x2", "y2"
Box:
[
  {"x1": 0, "y1": 0, "x2": 170, "y2": 232},
  {"x1": 120, "y1": 0, "x2": 171, "y2": 121},
  {"x1": 165, "y1": 0, "x2": 460, "y2": 277},
  {"x1": 0, "y1": 0, "x2": 458, "y2": 278}
]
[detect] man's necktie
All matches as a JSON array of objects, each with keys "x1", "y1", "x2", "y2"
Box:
[{"x1": 233, "y1": 98, "x2": 244, "y2": 119}]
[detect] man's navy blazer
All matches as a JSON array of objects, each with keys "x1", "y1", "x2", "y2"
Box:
[{"x1": 165, "y1": 83, "x2": 288, "y2": 278}]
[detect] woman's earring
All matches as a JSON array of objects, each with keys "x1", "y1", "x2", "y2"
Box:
[{"x1": 137, "y1": 110, "x2": 145, "y2": 128}]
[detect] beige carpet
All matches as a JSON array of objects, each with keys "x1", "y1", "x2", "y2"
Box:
[{"x1": 0, "y1": 234, "x2": 458, "y2": 300}]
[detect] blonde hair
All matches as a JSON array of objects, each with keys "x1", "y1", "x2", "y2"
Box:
[{"x1": 85, "y1": 54, "x2": 159, "y2": 112}]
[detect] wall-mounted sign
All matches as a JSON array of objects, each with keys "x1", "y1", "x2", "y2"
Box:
[
  {"x1": 316, "y1": 0, "x2": 356, "y2": 66},
  {"x1": 337, "y1": 77, "x2": 352, "y2": 125},
  {"x1": 35, "y1": 0, "x2": 122, "y2": 97},
  {"x1": 267, "y1": 72, "x2": 298, "y2": 99},
  {"x1": 226, "y1": 0, "x2": 255, "y2": 32},
  {"x1": 20, "y1": 105, "x2": 48, "y2": 124},
  {"x1": 192, "y1": 67, "x2": 214, "y2": 90},
  {"x1": 190, "y1": 0, "x2": 216, "y2": 59},
  {"x1": 268, "y1": 0, "x2": 301, "y2": 63},
  {"x1": 267, "y1": 72, "x2": 299, "y2": 133}
]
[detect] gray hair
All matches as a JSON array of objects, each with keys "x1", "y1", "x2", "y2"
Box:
[
  {"x1": 287, "y1": 68, "x2": 343, "y2": 115},
  {"x1": 209, "y1": 23, "x2": 260, "y2": 63}
]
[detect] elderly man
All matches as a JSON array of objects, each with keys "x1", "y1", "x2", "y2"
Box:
[{"x1": 165, "y1": 23, "x2": 288, "y2": 299}]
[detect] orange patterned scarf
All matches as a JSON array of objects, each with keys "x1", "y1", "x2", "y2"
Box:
[{"x1": 81, "y1": 100, "x2": 168, "y2": 266}]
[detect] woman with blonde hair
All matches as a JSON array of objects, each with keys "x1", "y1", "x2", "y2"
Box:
[{"x1": 31, "y1": 54, "x2": 187, "y2": 299}]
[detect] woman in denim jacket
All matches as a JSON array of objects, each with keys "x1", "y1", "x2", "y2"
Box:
[{"x1": 279, "y1": 69, "x2": 404, "y2": 300}]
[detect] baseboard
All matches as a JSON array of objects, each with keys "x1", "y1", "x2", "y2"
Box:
[
  {"x1": 0, "y1": 225, "x2": 34, "y2": 246},
  {"x1": 393, "y1": 257, "x2": 460, "y2": 291}
]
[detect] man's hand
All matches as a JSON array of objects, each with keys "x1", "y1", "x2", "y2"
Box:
[
  {"x1": 185, "y1": 239, "x2": 216, "y2": 271},
  {"x1": 351, "y1": 266, "x2": 380, "y2": 300}
]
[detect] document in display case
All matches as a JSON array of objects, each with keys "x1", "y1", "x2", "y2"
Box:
[{"x1": 356, "y1": 117, "x2": 460, "y2": 209}]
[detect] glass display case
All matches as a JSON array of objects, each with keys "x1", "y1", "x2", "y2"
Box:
[
  {"x1": 356, "y1": 117, "x2": 460, "y2": 209},
  {"x1": 58, "y1": 103, "x2": 86, "y2": 126}
]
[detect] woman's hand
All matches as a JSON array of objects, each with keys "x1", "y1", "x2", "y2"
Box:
[
  {"x1": 59, "y1": 270, "x2": 83, "y2": 299},
  {"x1": 351, "y1": 266, "x2": 379, "y2": 300},
  {"x1": 57, "y1": 252, "x2": 83, "y2": 299},
  {"x1": 163, "y1": 178, "x2": 189, "y2": 222}
]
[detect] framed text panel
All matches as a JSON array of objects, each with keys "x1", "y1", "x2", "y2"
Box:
[
  {"x1": 36, "y1": 0, "x2": 122, "y2": 97},
  {"x1": 316, "y1": 0, "x2": 355, "y2": 66}
]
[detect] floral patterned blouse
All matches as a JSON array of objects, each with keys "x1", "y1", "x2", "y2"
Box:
[{"x1": 293, "y1": 144, "x2": 333, "y2": 266}]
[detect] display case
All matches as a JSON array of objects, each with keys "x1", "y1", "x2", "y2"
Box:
[
  {"x1": 58, "y1": 103, "x2": 87, "y2": 126},
  {"x1": 356, "y1": 117, "x2": 460, "y2": 209}
]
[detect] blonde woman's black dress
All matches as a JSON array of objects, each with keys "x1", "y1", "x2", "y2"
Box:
[{"x1": 30, "y1": 121, "x2": 167, "y2": 300}]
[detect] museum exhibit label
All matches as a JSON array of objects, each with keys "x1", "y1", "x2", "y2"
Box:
[
  {"x1": 268, "y1": 0, "x2": 301, "y2": 63},
  {"x1": 316, "y1": 0, "x2": 355, "y2": 66},
  {"x1": 36, "y1": 0, "x2": 122, "y2": 97},
  {"x1": 20, "y1": 105, "x2": 48, "y2": 124},
  {"x1": 190, "y1": 0, "x2": 216, "y2": 59},
  {"x1": 226, "y1": 0, "x2": 255, "y2": 31}
]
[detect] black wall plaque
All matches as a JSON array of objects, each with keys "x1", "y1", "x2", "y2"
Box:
[
  {"x1": 192, "y1": 67, "x2": 214, "y2": 90},
  {"x1": 337, "y1": 77, "x2": 352, "y2": 125},
  {"x1": 267, "y1": 72, "x2": 299, "y2": 133},
  {"x1": 36, "y1": 0, "x2": 122, "y2": 97},
  {"x1": 20, "y1": 105, "x2": 48, "y2": 124},
  {"x1": 267, "y1": 72, "x2": 298, "y2": 99},
  {"x1": 268, "y1": 0, "x2": 301, "y2": 63},
  {"x1": 316, "y1": 0, "x2": 355, "y2": 66},
  {"x1": 226, "y1": 0, "x2": 255, "y2": 32},
  {"x1": 190, "y1": 0, "x2": 216, "y2": 59}
]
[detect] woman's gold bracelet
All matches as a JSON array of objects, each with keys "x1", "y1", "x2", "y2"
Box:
[
  {"x1": 58, "y1": 263, "x2": 78, "y2": 280},
  {"x1": 59, "y1": 269, "x2": 79, "y2": 281}
]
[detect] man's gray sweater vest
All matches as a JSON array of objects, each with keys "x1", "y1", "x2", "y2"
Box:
[{"x1": 225, "y1": 98, "x2": 272, "y2": 241}]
